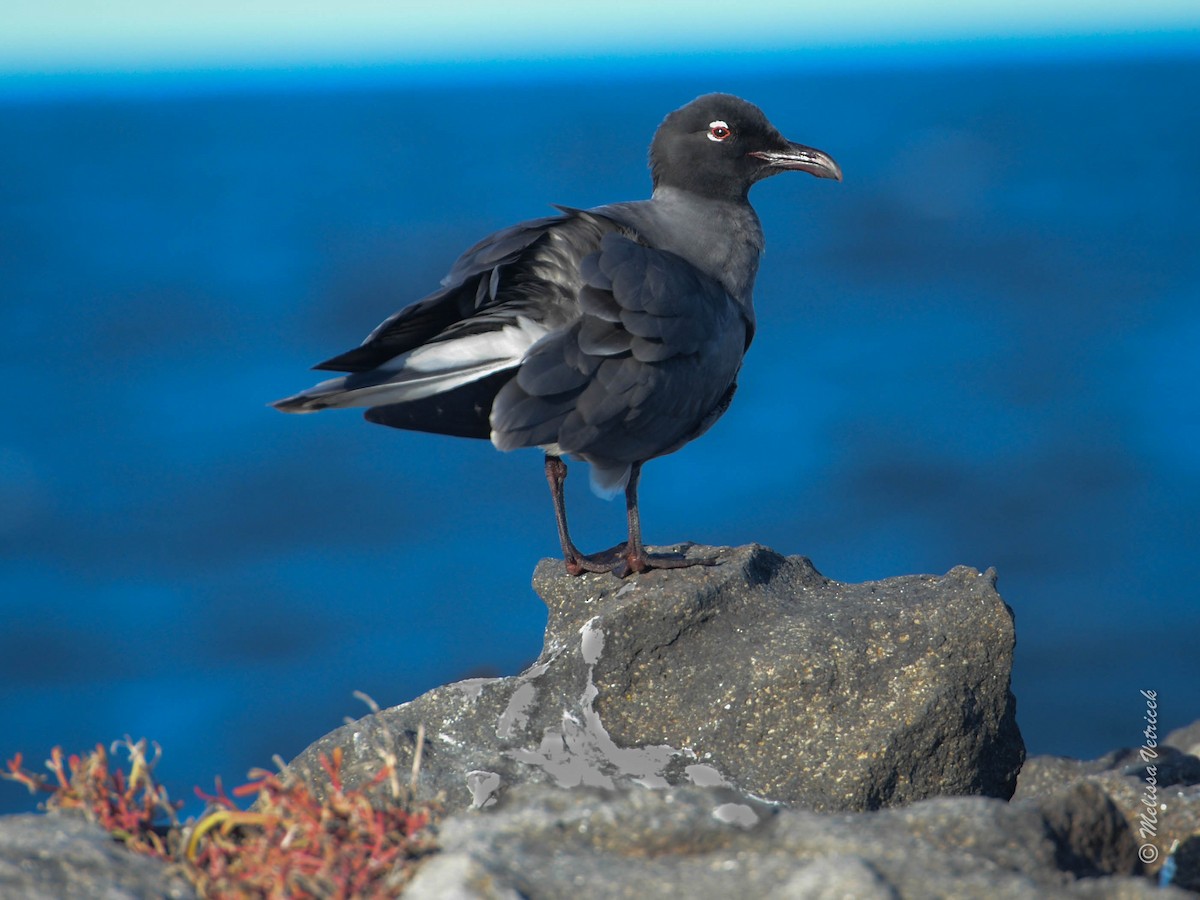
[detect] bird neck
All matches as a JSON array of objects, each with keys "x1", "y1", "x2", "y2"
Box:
[{"x1": 641, "y1": 187, "x2": 764, "y2": 304}]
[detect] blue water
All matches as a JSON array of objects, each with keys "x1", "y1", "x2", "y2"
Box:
[{"x1": 2, "y1": 46, "x2": 1199, "y2": 815}]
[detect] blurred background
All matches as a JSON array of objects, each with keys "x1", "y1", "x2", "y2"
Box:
[{"x1": 2, "y1": 2, "x2": 1198, "y2": 815}]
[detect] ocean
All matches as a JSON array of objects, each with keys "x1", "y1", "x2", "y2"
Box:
[{"x1": 2, "y1": 46, "x2": 1198, "y2": 814}]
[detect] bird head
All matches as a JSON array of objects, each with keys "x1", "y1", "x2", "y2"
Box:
[{"x1": 649, "y1": 93, "x2": 842, "y2": 202}]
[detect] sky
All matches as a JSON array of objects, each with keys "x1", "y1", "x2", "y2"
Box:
[{"x1": 2, "y1": 0, "x2": 1198, "y2": 74}]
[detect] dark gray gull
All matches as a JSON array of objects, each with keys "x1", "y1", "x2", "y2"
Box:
[{"x1": 274, "y1": 93, "x2": 841, "y2": 577}]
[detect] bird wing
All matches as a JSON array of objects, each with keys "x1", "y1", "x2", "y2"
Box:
[
  {"x1": 313, "y1": 214, "x2": 571, "y2": 374},
  {"x1": 490, "y1": 231, "x2": 749, "y2": 476},
  {"x1": 274, "y1": 211, "x2": 619, "y2": 421}
]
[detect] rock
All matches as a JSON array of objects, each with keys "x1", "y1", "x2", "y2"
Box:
[
  {"x1": 1166, "y1": 721, "x2": 1200, "y2": 757},
  {"x1": 403, "y1": 851, "x2": 523, "y2": 900},
  {"x1": 1014, "y1": 742, "x2": 1200, "y2": 891},
  {"x1": 402, "y1": 783, "x2": 1191, "y2": 899},
  {"x1": 1029, "y1": 781, "x2": 1141, "y2": 877},
  {"x1": 0, "y1": 812, "x2": 194, "y2": 900},
  {"x1": 289, "y1": 544, "x2": 1024, "y2": 812},
  {"x1": 7, "y1": 541, "x2": 1198, "y2": 899}
]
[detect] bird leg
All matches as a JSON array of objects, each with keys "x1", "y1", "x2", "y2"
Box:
[
  {"x1": 545, "y1": 455, "x2": 718, "y2": 578},
  {"x1": 544, "y1": 455, "x2": 623, "y2": 576},
  {"x1": 610, "y1": 462, "x2": 718, "y2": 578}
]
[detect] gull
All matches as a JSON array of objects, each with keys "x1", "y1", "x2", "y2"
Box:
[{"x1": 274, "y1": 94, "x2": 841, "y2": 577}]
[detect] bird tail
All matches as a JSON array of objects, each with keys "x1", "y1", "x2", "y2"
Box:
[
  {"x1": 271, "y1": 377, "x2": 349, "y2": 413},
  {"x1": 274, "y1": 316, "x2": 551, "y2": 414},
  {"x1": 271, "y1": 361, "x2": 515, "y2": 414}
]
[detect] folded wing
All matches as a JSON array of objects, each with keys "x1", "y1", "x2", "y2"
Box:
[
  {"x1": 272, "y1": 213, "x2": 614, "y2": 434},
  {"x1": 490, "y1": 231, "x2": 749, "y2": 492}
]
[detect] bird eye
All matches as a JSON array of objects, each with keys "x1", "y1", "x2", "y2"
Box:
[{"x1": 707, "y1": 121, "x2": 732, "y2": 142}]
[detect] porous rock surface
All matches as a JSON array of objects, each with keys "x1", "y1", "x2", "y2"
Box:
[
  {"x1": 404, "y1": 783, "x2": 1191, "y2": 900},
  {"x1": 1014, "y1": 726, "x2": 1200, "y2": 892},
  {"x1": 0, "y1": 812, "x2": 194, "y2": 899},
  {"x1": 289, "y1": 543, "x2": 1025, "y2": 812}
]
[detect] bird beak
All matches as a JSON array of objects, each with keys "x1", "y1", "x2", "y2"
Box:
[{"x1": 749, "y1": 142, "x2": 843, "y2": 181}]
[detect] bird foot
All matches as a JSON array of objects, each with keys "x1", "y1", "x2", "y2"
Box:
[
  {"x1": 563, "y1": 544, "x2": 629, "y2": 576},
  {"x1": 564, "y1": 544, "x2": 719, "y2": 579}
]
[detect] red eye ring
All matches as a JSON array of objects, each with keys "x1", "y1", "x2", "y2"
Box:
[{"x1": 707, "y1": 121, "x2": 731, "y2": 142}]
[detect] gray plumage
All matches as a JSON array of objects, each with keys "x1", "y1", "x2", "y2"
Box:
[{"x1": 275, "y1": 93, "x2": 841, "y2": 575}]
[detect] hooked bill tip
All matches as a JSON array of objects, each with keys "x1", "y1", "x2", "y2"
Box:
[{"x1": 749, "y1": 144, "x2": 842, "y2": 182}]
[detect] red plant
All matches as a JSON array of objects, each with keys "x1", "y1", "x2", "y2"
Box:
[
  {"x1": 4, "y1": 738, "x2": 179, "y2": 858},
  {"x1": 4, "y1": 735, "x2": 439, "y2": 899},
  {"x1": 186, "y1": 746, "x2": 438, "y2": 898}
]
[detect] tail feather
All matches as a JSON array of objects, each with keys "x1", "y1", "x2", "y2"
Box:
[
  {"x1": 274, "y1": 316, "x2": 548, "y2": 415},
  {"x1": 272, "y1": 359, "x2": 518, "y2": 414},
  {"x1": 272, "y1": 375, "x2": 349, "y2": 413}
]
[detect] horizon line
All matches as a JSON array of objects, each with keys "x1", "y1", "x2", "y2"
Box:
[{"x1": 1, "y1": 30, "x2": 1197, "y2": 102}]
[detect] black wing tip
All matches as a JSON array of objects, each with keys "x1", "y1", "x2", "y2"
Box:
[
  {"x1": 313, "y1": 347, "x2": 376, "y2": 373},
  {"x1": 361, "y1": 369, "x2": 513, "y2": 440}
]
